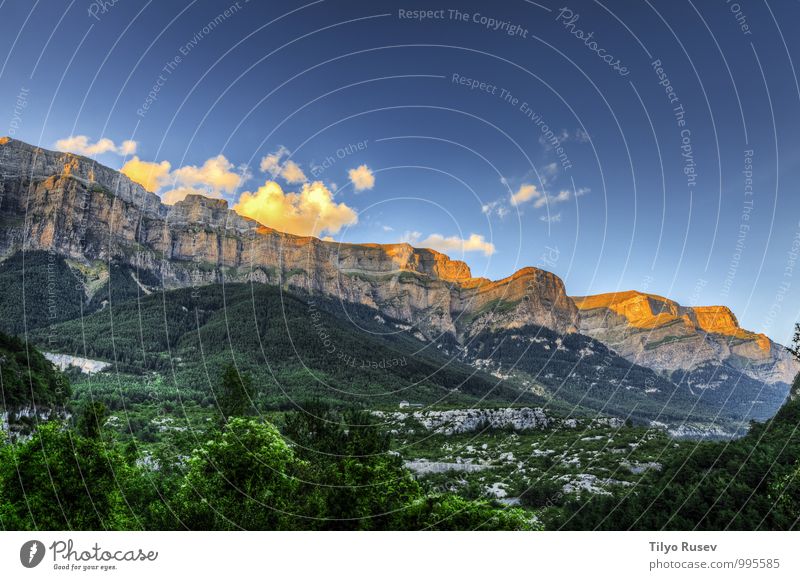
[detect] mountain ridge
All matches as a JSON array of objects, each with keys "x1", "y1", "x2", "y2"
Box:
[{"x1": 0, "y1": 136, "x2": 578, "y2": 340}]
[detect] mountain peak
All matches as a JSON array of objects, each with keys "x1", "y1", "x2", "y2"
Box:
[{"x1": 573, "y1": 288, "x2": 794, "y2": 386}]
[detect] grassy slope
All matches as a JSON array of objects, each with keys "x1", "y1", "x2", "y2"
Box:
[{"x1": 32, "y1": 282, "x2": 530, "y2": 408}]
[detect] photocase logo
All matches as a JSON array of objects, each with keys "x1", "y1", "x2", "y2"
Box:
[{"x1": 20, "y1": 540, "x2": 46, "y2": 568}]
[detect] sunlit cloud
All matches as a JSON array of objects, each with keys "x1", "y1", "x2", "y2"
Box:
[
  {"x1": 55, "y1": 135, "x2": 137, "y2": 157},
  {"x1": 121, "y1": 153, "x2": 245, "y2": 203},
  {"x1": 259, "y1": 146, "x2": 308, "y2": 184},
  {"x1": 170, "y1": 155, "x2": 242, "y2": 193},
  {"x1": 510, "y1": 183, "x2": 541, "y2": 206},
  {"x1": 234, "y1": 180, "x2": 357, "y2": 237},
  {"x1": 348, "y1": 164, "x2": 375, "y2": 191},
  {"x1": 259, "y1": 146, "x2": 290, "y2": 176},
  {"x1": 120, "y1": 156, "x2": 172, "y2": 192},
  {"x1": 281, "y1": 160, "x2": 307, "y2": 184}
]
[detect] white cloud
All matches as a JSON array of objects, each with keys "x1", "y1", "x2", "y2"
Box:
[
  {"x1": 402, "y1": 231, "x2": 495, "y2": 256},
  {"x1": 542, "y1": 162, "x2": 559, "y2": 175},
  {"x1": 348, "y1": 164, "x2": 375, "y2": 191},
  {"x1": 575, "y1": 128, "x2": 591, "y2": 143},
  {"x1": 539, "y1": 213, "x2": 562, "y2": 223},
  {"x1": 234, "y1": 180, "x2": 357, "y2": 237},
  {"x1": 531, "y1": 187, "x2": 589, "y2": 209},
  {"x1": 532, "y1": 188, "x2": 569, "y2": 209},
  {"x1": 481, "y1": 200, "x2": 509, "y2": 218},
  {"x1": 539, "y1": 128, "x2": 590, "y2": 149},
  {"x1": 55, "y1": 135, "x2": 138, "y2": 157},
  {"x1": 382, "y1": 225, "x2": 394, "y2": 232}
]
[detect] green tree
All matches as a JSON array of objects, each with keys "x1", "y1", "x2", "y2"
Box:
[
  {"x1": 401, "y1": 494, "x2": 539, "y2": 531},
  {"x1": 284, "y1": 403, "x2": 421, "y2": 529},
  {"x1": 0, "y1": 331, "x2": 71, "y2": 410},
  {"x1": 0, "y1": 422, "x2": 136, "y2": 530},
  {"x1": 769, "y1": 460, "x2": 800, "y2": 525},
  {"x1": 174, "y1": 418, "x2": 305, "y2": 530},
  {"x1": 216, "y1": 365, "x2": 254, "y2": 424},
  {"x1": 789, "y1": 323, "x2": 800, "y2": 360},
  {"x1": 76, "y1": 400, "x2": 109, "y2": 439}
]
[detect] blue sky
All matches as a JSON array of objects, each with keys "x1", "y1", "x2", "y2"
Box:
[{"x1": 1, "y1": 0, "x2": 799, "y2": 344}]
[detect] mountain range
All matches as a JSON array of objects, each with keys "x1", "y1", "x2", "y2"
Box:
[{"x1": 1, "y1": 137, "x2": 796, "y2": 433}]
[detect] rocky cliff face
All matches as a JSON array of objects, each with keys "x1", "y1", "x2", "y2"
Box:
[
  {"x1": 572, "y1": 291, "x2": 798, "y2": 387},
  {"x1": 0, "y1": 137, "x2": 578, "y2": 340}
]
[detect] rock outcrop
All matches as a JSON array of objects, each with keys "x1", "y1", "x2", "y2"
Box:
[{"x1": 375, "y1": 407, "x2": 624, "y2": 435}]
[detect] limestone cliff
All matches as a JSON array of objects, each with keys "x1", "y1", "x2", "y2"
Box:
[
  {"x1": 0, "y1": 137, "x2": 578, "y2": 340},
  {"x1": 572, "y1": 291, "x2": 798, "y2": 387}
]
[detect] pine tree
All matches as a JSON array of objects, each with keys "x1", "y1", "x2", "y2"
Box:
[{"x1": 216, "y1": 364, "x2": 253, "y2": 424}]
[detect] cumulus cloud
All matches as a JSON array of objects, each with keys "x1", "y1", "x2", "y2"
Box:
[
  {"x1": 348, "y1": 164, "x2": 375, "y2": 191},
  {"x1": 280, "y1": 160, "x2": 307, "y2": 184},
  {"x1": 402, "y1": 231, "x2": 495, "y2": 256},
  {"x1": 55, "y1": 135, "x2": 137, "y2": 157},
  {"x1": 259, "y1": 146, "x2": 289, "y2": 176},
  {"x1": 170, "y1": 155, "x2": 242, "y2": 194},
  {"x1": 259, "y1": 146, "x2": 308, "y2": 184},
  {"x1": 120, "y1": 156, "x2": 172, "y2": 192},
  {"x1": 233, "y1": 180, "x2": 357, "y2": 237},
  {"x1": 510, "y1": 183, "x2": 541, "y2": 206},
  {"x1": 121, "y1": 153, "x2": 245, "y2": 203}
]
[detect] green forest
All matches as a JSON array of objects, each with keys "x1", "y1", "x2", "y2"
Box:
[{"x1": 0, "y1": 334, "x2": 535, "y2": 530}]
